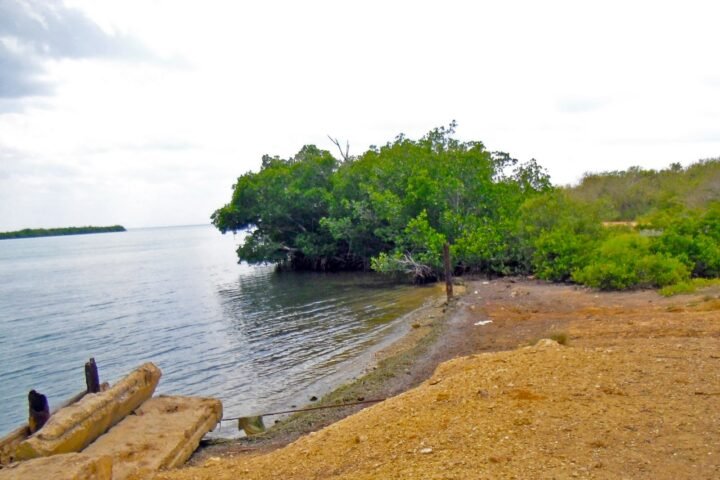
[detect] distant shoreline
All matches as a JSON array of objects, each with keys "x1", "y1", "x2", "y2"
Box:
[{"x1": 0, "y1": 225, "x2": 126, "y2": 240}]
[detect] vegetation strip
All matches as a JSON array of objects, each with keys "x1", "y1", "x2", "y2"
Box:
[
  {"x1": 0, "y1": 225, "x2": 126, "y2": 240},
  {"x1": 212, "y1": 123, "x2": 719, "y2": 291}
]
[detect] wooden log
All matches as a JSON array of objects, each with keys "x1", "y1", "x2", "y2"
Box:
[
  {"x1": 28, "y1": 391, "x2": 49, "y2": 434},
  {"x1": 443, "y1": 242, "x2": 453, "y2": 301},
  {"x1": 84, "y1": 358, "x2": 100, "y2": 394},
  {"x1": 15, "y1": 363, "x2": 161, "y2": 461}
]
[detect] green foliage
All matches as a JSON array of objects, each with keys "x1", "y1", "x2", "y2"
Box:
[
  {"x1": 214, "y1": 123, "x2": 551, "y2": 279},
  {"x1": 399, "y1": 210, "x2": 447, "y2": 272},
  {"x1": 574, "y1": 234, "x2": 690, "y2": 290},
  {"x1": 212, "y1": 145, "x2": 342, "y2": 269},
  {"x1": 568, "y1": 159, "x2": 720, "y2": 221},
  {"x1": 518, "y1": 191, "x2": 605, "y2": 281},
  {"x1": 659, "y1": 278, "x2": 720, "y2": 297},
  {"x1": 647, "y1": 203, "x2": 720, "y2": 278},
  {"x1": 0, "y1": 225, "x2": 126, "y2": 240},
  {"x1": 214, "y1": 126, "x2": 720, "y2": 291}
]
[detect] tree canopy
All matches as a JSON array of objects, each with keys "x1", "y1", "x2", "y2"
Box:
[
  {"x1": 212, "y1": 124, "x2": 551, "y2": 279},
  {"x1": 214, "y1": 126, "x2": 720, "y2": 291}
]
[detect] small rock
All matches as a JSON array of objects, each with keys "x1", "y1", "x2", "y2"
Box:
[{"x1": 419, "y1": 447, "x2": 433, "y2": 454}]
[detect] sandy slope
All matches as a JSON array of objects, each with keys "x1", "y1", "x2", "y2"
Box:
[{"x1": 156, "y1": 280, "x2": 720, "y2": 479}]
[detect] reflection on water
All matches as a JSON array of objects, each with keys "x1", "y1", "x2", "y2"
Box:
[{"x1": 0, "y1": 225, "x2": 433, "y2": 434}]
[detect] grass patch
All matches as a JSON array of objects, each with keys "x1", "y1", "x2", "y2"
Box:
[
  {"x1": 659, "y1": 278, "x2": 720, "y2": 297},
  {"x1": 549, "y1": 332, "x2": 569, "y2": 345},
  {"x1": 529, "y1": 332, "x2": 569, "y2": 347}
]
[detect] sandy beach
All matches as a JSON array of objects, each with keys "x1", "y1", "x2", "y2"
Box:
[{"x1": 157, "y1": 278, "x2": 720, "y2": 479}]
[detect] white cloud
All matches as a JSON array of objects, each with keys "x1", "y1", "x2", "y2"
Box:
[{"x1": 1, "y1": 0, "x2": 720, "y2": 230}]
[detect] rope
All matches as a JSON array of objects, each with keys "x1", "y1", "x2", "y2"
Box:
[{"x1": 222, "y1": 398, "x2": 385, "y2": 422}]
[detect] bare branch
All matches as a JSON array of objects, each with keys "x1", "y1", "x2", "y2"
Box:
[{"x1": 328, "y1": 135, "x2": 351, "y2": 162}]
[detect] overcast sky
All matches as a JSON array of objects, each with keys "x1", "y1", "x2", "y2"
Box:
[{"x1": 1, "y1": 0, "x2": 719, "y2": 230}]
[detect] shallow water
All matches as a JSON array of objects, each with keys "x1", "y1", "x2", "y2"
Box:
[{"x1": 0, "y1": 225, "x2": 432, "y2": 434}]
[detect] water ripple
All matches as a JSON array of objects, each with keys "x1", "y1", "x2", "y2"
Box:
[{"x1": 0, "y1": 226, "x2": 432, "y2": 434}]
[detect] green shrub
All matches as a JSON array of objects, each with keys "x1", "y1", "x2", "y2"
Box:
[
  {"x1": 659, "y1": 278, "x2": 720, "y2": 296},
  {"x1": 574, "y1": 233, "x2": 690, "y2": 290},
  {"x1": 519, "y1": 191, "x2": 605, "y2": 281},
  {"x1": 636, "y1": 254, "x2": 691, "y2": 287},
  {"x1": 532, "y1": 227, "x2": 595, "y2": 281},
  {"x1": 649, "y1": 202, "x2": 720, "y2": 278}
]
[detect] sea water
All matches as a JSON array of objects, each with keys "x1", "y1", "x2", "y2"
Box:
[{"x1": 0, "y1": 225, "x2": 431, "y2": 434}]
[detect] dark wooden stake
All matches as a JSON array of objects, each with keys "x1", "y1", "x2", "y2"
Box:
[
  {"x1": 443, "y1": 242, "x2": 453, "y2": 301},
  {"x1": 28, "y1": 390, "x2": 49, "y2": 434},
  {"x1": 85, "y1": 357, "x2": 100, "y2": 393}
]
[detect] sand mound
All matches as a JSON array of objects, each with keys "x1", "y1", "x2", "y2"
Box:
[{"x1": 158, "y1": 337, "x2": 719, "y2": 478}]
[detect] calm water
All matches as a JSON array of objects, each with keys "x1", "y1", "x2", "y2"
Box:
[{"x1": 0, "y1": 225, "x2": 432, "y2": 435}]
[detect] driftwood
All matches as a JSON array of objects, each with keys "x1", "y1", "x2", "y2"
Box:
[{"x1": 392, "y1": 254, "x2": 436, "y2": 283}]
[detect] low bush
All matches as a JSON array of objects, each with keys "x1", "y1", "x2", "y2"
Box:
[
  {"x1": 659, "y1": 278, "x2": 720, "y2": 296},
  {"x1": 573, "y1": 234, "x2": 690, "y2": 290}
]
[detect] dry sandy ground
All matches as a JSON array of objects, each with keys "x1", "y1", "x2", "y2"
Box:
[{"x1": 156, "y1": 279, "x2": 720, "y2": 479}]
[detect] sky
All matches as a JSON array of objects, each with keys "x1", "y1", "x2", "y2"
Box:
[{"x1": 1, "y1": 0, "x2": 719, "y2": 231}]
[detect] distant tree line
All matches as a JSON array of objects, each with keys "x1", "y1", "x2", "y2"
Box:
[
  {"x1": 0, "y1": 225, "x2": 126, "y2": 240},
  {"x1": 567, "y1": 159, "x2": 720, "y2": 220},
  {"x1": 213, "y1": 124, "x2": 720, "y2": 290}
]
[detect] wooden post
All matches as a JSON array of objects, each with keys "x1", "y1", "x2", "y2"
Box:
[
  {"x1": 85, "y1": 357, "x2": 100, "y2": 393},
  {"x1": 443, "y1": 242, "x2": 453, "y2": 301},
  {"x1": 28, "y1": 390, "x2": 49, "y2": 434}
]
